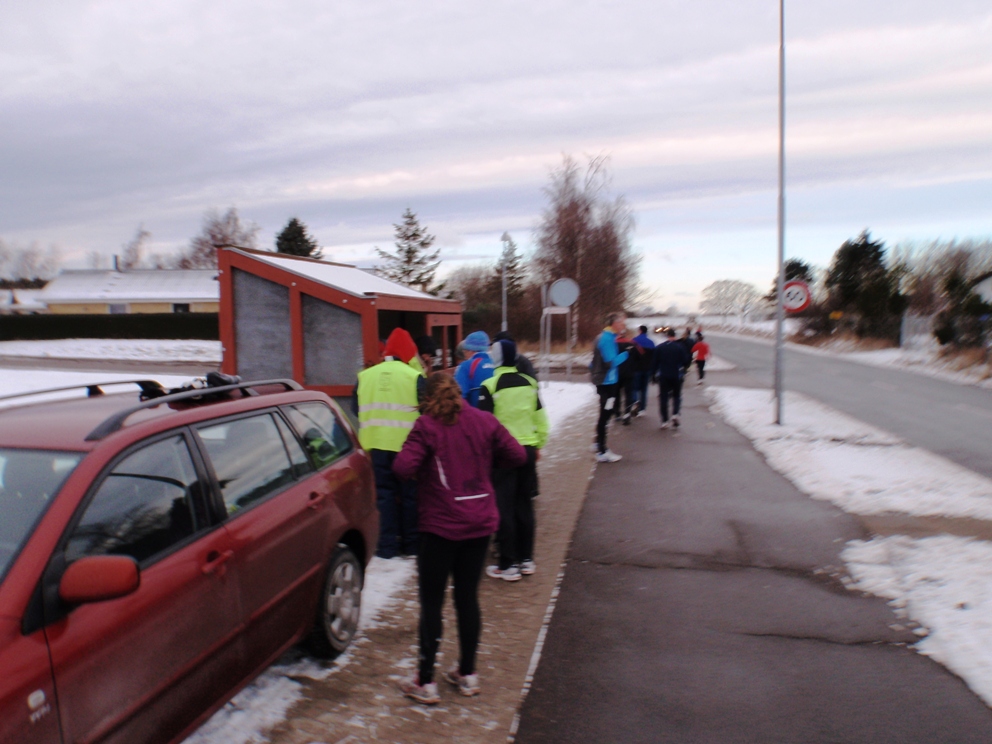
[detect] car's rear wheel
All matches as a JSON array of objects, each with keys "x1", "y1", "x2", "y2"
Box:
[{"x1": 309, "y1": 545, "x2": 363, "y2": 658}]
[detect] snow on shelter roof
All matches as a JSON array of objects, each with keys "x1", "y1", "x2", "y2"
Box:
[
  {"x1": 40, "y1": 269, "x2": 219, "y2": 303},
  {"x1": 238, "y1": 250, "x2": 438, "y2": 300}
]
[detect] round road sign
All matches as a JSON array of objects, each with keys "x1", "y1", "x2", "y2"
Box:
[
  {"x1": 549, "y1": 278, "x2": 580, "y2": 307},
  {"x1": 782, "y1": 280, "x2": 812, "y2": 313}
]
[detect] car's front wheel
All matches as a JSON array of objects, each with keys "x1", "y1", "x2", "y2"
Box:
[{"x1": 309, "y1": 545, "x2": 363, "y2": 658}]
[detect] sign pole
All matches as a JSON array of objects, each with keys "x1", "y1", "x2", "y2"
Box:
[{"x1": 774, "y1": 0, "x2": 786, "y2": 425}]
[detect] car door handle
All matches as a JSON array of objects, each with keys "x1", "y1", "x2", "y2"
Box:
[
  {"x1": 201, "y1": 549, "x2": 235, "y2": 576},
  {"x1": 308, "y1": 491, "x2": 326, "y2": 510}
]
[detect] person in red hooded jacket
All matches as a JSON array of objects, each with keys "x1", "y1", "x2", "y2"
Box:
[{"x1": 393, "y1": 372, "x2": 526, "y2": 705}]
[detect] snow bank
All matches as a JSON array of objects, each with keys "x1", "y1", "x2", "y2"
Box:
[
  {"x1": 709, "y1": 386, "x2": 992, "y2": 520},
  {"x1": 539, "y1": 381, "x2": 597, "y2": 432},
  {"x1": 844, "y1": 536, "x2": 992, "y2": 706},
  {"x1": 0, "y1": 338, "x2": 221, "y2": 363}
]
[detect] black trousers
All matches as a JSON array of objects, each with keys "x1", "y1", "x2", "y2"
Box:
[
  {"x1": 596, "y1": 383, "x2": 619, "y2": 453},
  {"x1": 696, "y1": 359, "x2": 706, "y2": 380},
  {"x1": 371, "y1": 449, "x2": 418, "y2": 558},
  {"x1": 492, "y1": 454, "x2": 538, "y2": 569},
  {"x1": 658, "y1": 376, "x2": 684, "y2": 422},
  {"x1": 614, "y1": 379, "x2": 635, "y2": 420},
  {"x1": 417, "y1": 532, "x2": 490, "y2": 684}
]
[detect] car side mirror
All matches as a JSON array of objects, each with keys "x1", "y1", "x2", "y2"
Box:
[{"x1": 59, "y1": 555, "x2": 140, "y2": 604}]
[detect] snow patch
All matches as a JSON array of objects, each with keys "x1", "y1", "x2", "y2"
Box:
[
  {"x1": 710, "y1": 385, "x2": 992, "y2": 709},
  {"x1": 539, "y1": 381, "x2": 598, "y2": 433},
  {"x1": 0, "y1": 338, "x2": 221, "y2": 363},
  {"x1": 709, "y1": 386, "x2": 992, "y2": 520},
  {"x1": 844, "y1": 535, "x2": 992, "y2": 706}
]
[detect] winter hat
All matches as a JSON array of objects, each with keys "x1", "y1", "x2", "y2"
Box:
[
  {"x1": 462, "y1": 330, "x2": 491, "y2": 352},
  {"x1": 490, "y1": 339, "x2": 517, "y2": 369},
  {"x1": 415, "y1": 335, "x2": 437, "y2": 356},
  {"x1": 383, "y1": 328, "x2": 418, "y2": 363},
  {"x1": 493, "y1": 330, "x2": 515, "y2": 342}
]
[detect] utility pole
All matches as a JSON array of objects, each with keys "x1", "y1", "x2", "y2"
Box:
[{"x1": 500, "y1": 232, "x2": 511, "y2": 332}]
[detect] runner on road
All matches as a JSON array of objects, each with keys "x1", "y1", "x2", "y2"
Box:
[
  {"x1": 589, "y1": 312, "x2": 629, "y2": 463},
  {"x1": 652, "y1": 328, "x2": 691, "y2": 429}
]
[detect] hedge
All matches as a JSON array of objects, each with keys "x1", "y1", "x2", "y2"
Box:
[{"x1": 0, "y1": 313, "x2": 219, "y2": 341}]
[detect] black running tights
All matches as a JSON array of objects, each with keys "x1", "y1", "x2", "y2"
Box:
[{"x1": 417, "y1": 532, "x2": 490, "y2": 684}]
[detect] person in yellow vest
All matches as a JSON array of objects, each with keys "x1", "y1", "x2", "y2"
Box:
[
  {"x1": 355, "y1": 328, "x2": 426, "y2": 558},
  {"x1": 477, "y1": 338, "x2": 548, "y2": 581}
]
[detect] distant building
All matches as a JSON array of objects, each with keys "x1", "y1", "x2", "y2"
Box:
[{"x1": 39, "y1": 269, "x2": 219, "y2": 314}]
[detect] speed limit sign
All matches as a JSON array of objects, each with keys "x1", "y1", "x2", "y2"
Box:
[{"x1": 782, "y1": 280, "x2": 811, "y2": 313}]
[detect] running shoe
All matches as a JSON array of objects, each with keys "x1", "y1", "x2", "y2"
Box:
[
  {"x1": 595, "y1": 450, "x2": 622, "y2": 463},
  {"x1": 486, "y1": 564, "x2": 522, "y2": 581},
  {"x1": 520, "y1": 559, "x2": 536, "y2": 575},
  {"x1": 399, "y1": 678, "x2": 440, "y2": 705},
  {"x1": 443, "y1": 666, "x2": 481, "y2": 697}
]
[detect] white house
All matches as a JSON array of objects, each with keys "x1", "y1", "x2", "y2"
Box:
[{"x1": 38, "y1": 269, "x2": 219, "y2": 314}]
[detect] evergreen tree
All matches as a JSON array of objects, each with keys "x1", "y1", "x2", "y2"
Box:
[
  {"x1": 275, "y1": 218, "x2": 323, "y2": 259},
  {"x1": 375, "y1": 209, "x2": 443, "y2": 294},
  {"x1": 489, "y1": 234, "x2": 525, "y2": 301},
  {"x1": 824, "y1": 230, "x2": 906, "y2": 339},
  {"x1": 765, "y1": 257, "x2": 814, "y2": 302}
]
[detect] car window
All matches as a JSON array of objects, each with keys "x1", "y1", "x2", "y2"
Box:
[
  {"x1": 273, "y1": 414, "x2": 312, "y2": 479},
  {"x1": 65, "y1": 436, "x2": 200, "y2": 565},
  {"x1": 198, "y1": 413, "x2": 294, "y2": 514},
  {"x1": 0, "y1": 449, "x2": 82, "y2": 583},
  {"x1": 284, "y1": 402, "x2": 353, "y2": 468}
]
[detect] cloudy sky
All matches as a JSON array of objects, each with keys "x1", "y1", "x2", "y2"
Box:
[{"x1": 2, "y1": 0, "x2": 990, "y2": 309}]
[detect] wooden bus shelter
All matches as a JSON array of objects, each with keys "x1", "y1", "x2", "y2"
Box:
[{"x1": 218, "y1": 247, "x2": 463, "y2": 399}]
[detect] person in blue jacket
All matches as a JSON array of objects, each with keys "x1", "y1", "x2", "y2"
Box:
[
  {"x1": 589, "y1": 312, "x2": 629, "y2": 463},
  {"x1": 652, "y1": 328, "x2": 691, "y2": 429},
  {"x1": 454, "y1": 331, "x2": 494, "y2": 407},
  {"x1": 630, "y1": 325, "x2": 656, "y2": 416}
]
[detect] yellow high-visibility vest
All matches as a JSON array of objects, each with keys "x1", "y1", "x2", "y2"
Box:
[{"x1": 356, "y1": 360, "x2": 420, "y2": 452}]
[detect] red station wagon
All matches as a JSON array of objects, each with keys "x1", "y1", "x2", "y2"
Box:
[{"x1": 0, "y1": 376, "x2": 378, "y2": 744}]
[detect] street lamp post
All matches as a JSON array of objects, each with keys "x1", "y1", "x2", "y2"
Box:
[
  {"x1": 500, "y1": 232, "x2": 511, "y2": 332},
  {"x1": 773, "y1": 0, "x2": 786, "y2": 425}
]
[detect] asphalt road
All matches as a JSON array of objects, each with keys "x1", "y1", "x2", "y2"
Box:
[
  {"x1": 709, "y1": 334, "x2": 992, "y2": 480},
  {"x1": 514, "y1": 371, "x2": 992, "y2": 743}
]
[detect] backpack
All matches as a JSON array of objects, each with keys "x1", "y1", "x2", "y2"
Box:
[{"x1": 589, "y1": 340, "x2": 607, "y2": 386}]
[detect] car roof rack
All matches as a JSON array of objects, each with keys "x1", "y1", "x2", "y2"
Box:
[
  {"x1": 84, "y1": 378, "x2": 304, "y2": 442},
  {"x1": 0, "y1": 379, "x2": 166, "y2": 406}
]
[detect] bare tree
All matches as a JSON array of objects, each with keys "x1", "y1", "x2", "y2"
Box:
[
  {"x1": 700, "y1": 279, "x2": 761, "y2": 321},
  {"x1": 175, "y1": 207, "x2": 259, "y2": 269},
  {"x1": 38, "y1": 245, "x2": 61, "y2": 280},
  {"x1": 0, "y1": 240, "x2": 12, "y2": 280},
  {"x1": 121, "y1": 225, "x2": 151, "y2": 270},
  {"x1": 86, "y1": 250, "x2": 108, "y2": 269},
  {"x1": 533, "y1": 155, "x2": 639, "y2": 340}
]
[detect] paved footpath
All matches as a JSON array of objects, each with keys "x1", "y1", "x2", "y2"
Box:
[{"x1": 514, "y1": 369, "x2": 992, "y2": 744}]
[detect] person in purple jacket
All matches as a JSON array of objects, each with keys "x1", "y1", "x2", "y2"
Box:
[{"x1": 392, "y1": 372, "x2": 527, "y2": 705}]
